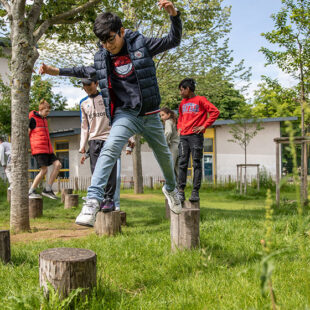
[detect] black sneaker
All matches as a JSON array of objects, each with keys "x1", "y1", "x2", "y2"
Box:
[
  {"x1": 178, "y1": 190, "x2": 185, "y2": 203},
  {"x1": 29, "y1": 189, "x2": 42, "y2": 199},
  {"x1": 189, "y1": 190, "x2": 200, "y2": 202},
  {"x1": 42, "y1": 189, "x2": 58, "y2": 200}
]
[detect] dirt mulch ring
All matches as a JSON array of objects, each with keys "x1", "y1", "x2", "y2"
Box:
[{"x1": 11, "y1": 223, "x2": 93, "y2": 244}]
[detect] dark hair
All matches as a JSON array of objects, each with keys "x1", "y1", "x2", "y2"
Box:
[
  {"x1": 178, "y1": 78, "x2": 196, "y2": 92},
  {"x1": 93, "y1": 12, "x2": 123, "y2": 41},
  {"x1": 160, "y1": 107, "x2": 178, "y2": 124},
  {"x1": 0, "y1": 136, "x2": 3, "y2": 142}
]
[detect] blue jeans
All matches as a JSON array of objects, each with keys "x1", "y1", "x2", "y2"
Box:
[
  {"x1": 113, "y1": 157, "x2": 121, "y2": 208},
  {"x1": 87, "y1": 109, "x2": 176, "y2": 202}
]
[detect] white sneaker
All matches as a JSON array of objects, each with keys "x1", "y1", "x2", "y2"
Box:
[
  {"x1": 115, "y1": 206, "x2": 120, "y2": 211},
  {"x1": 162, "y1": 186, "x2": 182, "y2": 214},
  {"x1": 29, "y1": 190, "x2": 42, "y2": 199},
  {"x1": 75, "y1": 198, "x2": 100, "y2": 227}
]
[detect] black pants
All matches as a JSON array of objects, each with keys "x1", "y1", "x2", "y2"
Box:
[
  {"x1": 88, "y1": 140, "x2": 117, "y2": 200},
  {"x1": 178, "y1": 133, "x2": 204, "y2": 192}
]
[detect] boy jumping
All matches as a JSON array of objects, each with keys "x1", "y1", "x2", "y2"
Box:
[
  {"x1": 28, "y1": 99, "x2": 62, "y2": 199},
  {"x1": 177, "y1": 78, "x2": 220, "y2": 202},
  {"x1": 39, "y1": 0, "x2": 183, "y2": 227}
]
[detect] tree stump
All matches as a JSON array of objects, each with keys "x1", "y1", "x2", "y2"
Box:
[
  {"x1": 7, "y1": 189, "x2": 10, "y2": 203},
  {"x1": 94, "y1": 211, "x2": 121, "y2": 236},
  {"x1": 64, "y1": 194, "x2": 79, "y2": 209},
  {"x1": 165, "y1": 199, "x2": 170, "y2": 219},
  {"x1": 170, "y1": 208, "x2": 200, "y2": 252},
  {"x1": 184, "y1": 200, "x2": 200, "y2": 209},
  {"x1": 0, "y1": 230, "x2": 10, "y2": 263},
  {"x1": 61, "y1": 188, "x2": 73, "y2": 203},
  {"x1": 29, "y1": 197, "x2": 43, "y2": 218},
  {"x1": 120, "y1": 211, "x2": 127, "y2": 226},
  {"x1": 39, "y1": 248, "x2": 96, "y2": 299}
]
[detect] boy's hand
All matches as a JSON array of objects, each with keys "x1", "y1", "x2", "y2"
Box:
[
  {"x1": 158, "y1": 0, "x2": 177, "y2": 16},
  {"x1": 192, "y1": 126, "x2": 205, "y2": 134},
  {"x1": 80, "y1": 155, "x2": 86, "y2": 164},
  {"x1": 39, "y1": 63, "x2": 60, "y2": 76}
]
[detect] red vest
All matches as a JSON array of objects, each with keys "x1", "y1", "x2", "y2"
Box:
[{"x1": 29, "y1": 111, "x2": 53, "y2": 155}]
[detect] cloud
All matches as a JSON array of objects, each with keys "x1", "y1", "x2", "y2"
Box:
[{"x1": 52, "y1": 86, "x2": 85, "y2": 108}]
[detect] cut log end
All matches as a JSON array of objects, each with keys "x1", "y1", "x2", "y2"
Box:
[{"x1": 39, "y1": 247, "x2": 96, "y2": 299}]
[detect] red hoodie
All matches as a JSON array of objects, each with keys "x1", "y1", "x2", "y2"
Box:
[{"x1": 177, "y1": 96, "x2": 220, "y2": 135}]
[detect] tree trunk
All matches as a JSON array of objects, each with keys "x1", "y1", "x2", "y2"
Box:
[
  {"x1": 132, "y1": 134, "x2": 143, "y2": 194},
  {"x1": 244, "y1": 130, "x2": 247, "y2": 195},
  {"x1": 9, "y1": 15, "x2": 39, "y2": 232}
]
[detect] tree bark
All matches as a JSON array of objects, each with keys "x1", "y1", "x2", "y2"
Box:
[
  {"x1": 9, "y1": 7, "x2": 39, "y2": 232},
  {"x1": 132, "y1": 134, "x2": 144, "y2": 194},
  {"x1": 39, "y1": 248, "x2": 96, "y2": 299}
]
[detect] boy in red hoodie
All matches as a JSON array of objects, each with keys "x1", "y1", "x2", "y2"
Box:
[
  {"x1": 28, "y1": 99, "x2": 62, "y2": 199},
  {"x1": 177, "y1": 78, "x2": 219, "y2": 202}
]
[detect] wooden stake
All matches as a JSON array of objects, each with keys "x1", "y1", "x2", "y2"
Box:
[
  {"x1": 165, "y1": 199, "x2": 170, "y2": 219},
  {"x1": 94, "y1": 211, "x2": 121, "y2": 236},
  {"x1": 64, "y1": 194, "x2": 79, "y2": 209},
  {"x1": 170, "y1": 208, "x2": 200, "y2": 251},
  {"x1": 0, "y1": 230, "x2": 10, "y2": 263},
  {"x1": 120, "y1": 211, "x2": 127, "y2": 226},
  {"x1": 29, "y1": 197, "x2": 43, "y2": 218},
  {"x1": 39, "y1": 248, "x2": 96, "y2": 299},
  {"x1": 61, "y1": 188, "x2": 73, "y2": 203}
]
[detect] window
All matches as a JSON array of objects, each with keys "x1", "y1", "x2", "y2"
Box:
[
  {"x1": 55, "y1": 141, "x2": 69, "y2": 178},
  {"x1": 204, "y1": 138, "x2": 213, "y2": 153}
]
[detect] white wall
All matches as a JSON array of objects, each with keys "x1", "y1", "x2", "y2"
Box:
[
  {"x1": 215, "y1": 122, "x2": 280, "y2": 180},
  {"x1": 0, "y1": 48, "x2": 10, "y2": 85}
]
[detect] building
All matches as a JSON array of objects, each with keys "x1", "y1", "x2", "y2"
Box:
[{"x1": 30, "y1": 111, "x2": 298, "y2": 184}]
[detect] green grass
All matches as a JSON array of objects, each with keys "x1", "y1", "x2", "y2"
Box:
[{"x1": 0, "y1": 185, "x2": 310, "y2": 309}]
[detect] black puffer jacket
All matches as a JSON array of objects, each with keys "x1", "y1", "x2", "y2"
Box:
[{"x1": 60, "y1": 13, "x2": 182, "y2": 122}]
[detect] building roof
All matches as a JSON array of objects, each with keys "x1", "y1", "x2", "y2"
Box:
[
  {"x1": 49, "y1": 111, "x2": 80, "y2": 117},
  {"x1": 212, "y1": 116, "x2": 298, "y2": 126},
  {"x1": 49, "y1": 128, "x2": 81, "y2": 138}
]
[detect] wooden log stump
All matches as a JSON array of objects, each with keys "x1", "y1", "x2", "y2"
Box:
[
  {"x1": 29, "y1": 197, "x2": 43, "y2": 218},
  {"x1": 165, "y1": 199, "x2": 170, "y2": 219},
  {"x1": 184, "y1": 200, "x2": 200, "y2": 209},
  {"x1": 0, "y1": 230, "x2": 10, "y2": 263},
  {"x1": 170, "y1": 208, "x2": 200, "y2": 252},
  {"x1": 39, "y1": 248, "x2": 96, "y2": 299},
  {"x1": 61, "y1": 188, "x2": 73, "y2": 203},
  {"x1": 64, "y1": 194, "x2": 79, "y2": 209},
  {"x1": 120, "y1": 211, "x2": 127, "y2": 226},
  {"x1": 7, "y1": 189, "x2": 10, "y2": 203},
  {"x1": 95, "y1": 211, "x2": 121, "y2": 236}
]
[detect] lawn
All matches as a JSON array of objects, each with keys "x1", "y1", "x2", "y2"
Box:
[{"x1": 0, "y1": 185, "x2": 309, "y2": 309}]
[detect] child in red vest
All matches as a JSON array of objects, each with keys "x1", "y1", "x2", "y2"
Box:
[
  {"x1": 28, "y1": 99, "x2": 62, "y2": 199},
  {"x1": 177, "y1": 78, "x2": 220, "y2": 202}
]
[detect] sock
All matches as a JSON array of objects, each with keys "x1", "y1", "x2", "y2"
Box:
[
  {"x1": 45, "y1": 184, "x2": 52, "y2": 192},
  {"x1": 29, "y1": 187, "x2": 35, "y2": 194}
]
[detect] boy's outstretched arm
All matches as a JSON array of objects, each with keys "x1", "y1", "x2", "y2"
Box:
[
  {"x1": 144, "y1": 0, "x2": 182, "y2": 57},
  {"x1": 39, "y1": 63, "x2": 96, "y2": 79}
]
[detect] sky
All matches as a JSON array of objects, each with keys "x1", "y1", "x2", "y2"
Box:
[
  {"x1": 223, "y1": 0, "x2": 296, "y2": 97},
  {"x1": 52, "y1": 0, "x2": 297, "y2": 108}
]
